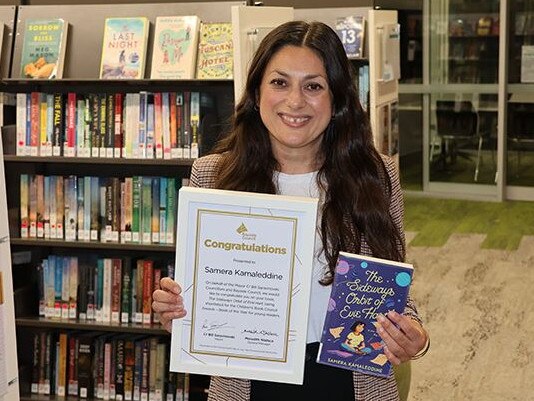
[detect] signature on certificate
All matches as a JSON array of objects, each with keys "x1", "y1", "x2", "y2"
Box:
[
  {"x1": 201, "y1": 319, "x2": 233, "y2": 332},
  {"x1": 242, "y1": 328, "x2": 279, "y2": 337}
]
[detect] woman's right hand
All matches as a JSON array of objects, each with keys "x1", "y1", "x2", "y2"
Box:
[{"x1": 152, "y1": 277, "x2": 187, "y2": 333}]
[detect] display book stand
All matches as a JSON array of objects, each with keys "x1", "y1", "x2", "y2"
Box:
[{"x1": 0, "y1": 3, "x2": 398, "y2": 400}]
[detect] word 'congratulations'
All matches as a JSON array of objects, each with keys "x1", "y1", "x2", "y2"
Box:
[{"x1": 204, "y1": 239, "x2": 287, "y2": 254}]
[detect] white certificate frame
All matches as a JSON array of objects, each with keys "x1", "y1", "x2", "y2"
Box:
[{"x1": 170, "y1": 187, "x2": 319, "y2": 384}]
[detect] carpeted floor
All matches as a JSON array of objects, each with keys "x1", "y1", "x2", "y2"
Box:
[{"x1": 406, "y1": 232, "x2": 534, "y2": 401}]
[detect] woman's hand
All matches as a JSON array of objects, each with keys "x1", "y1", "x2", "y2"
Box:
[
  {"x1": 152, "y1": 277, "x2": 187, "y2": 333},
  {"x1": 376, "y1": 311, "x2": 428, "y2": 365}
]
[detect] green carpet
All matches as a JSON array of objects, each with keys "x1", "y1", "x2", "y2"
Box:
[{"x1": 404, "y1": 196, "x2": 534, "y2": 250}]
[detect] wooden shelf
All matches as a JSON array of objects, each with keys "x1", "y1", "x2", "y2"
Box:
[
  {"x1": 16, "y1": 316, "x2": 169, "y2": 334},
  {"x1": 10, "y1": 238, "x2": 175, "y2": 252},
  {"x1": 3, "y1": 155, "x2": 195, "y2": 166}
]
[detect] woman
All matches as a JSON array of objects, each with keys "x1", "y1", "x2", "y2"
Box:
[{"x1": 153, "y1": 20, "x2": 428, "y2": 401}]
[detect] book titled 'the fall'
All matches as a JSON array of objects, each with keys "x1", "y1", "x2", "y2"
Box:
[{"x1": 317, "y1": 251, "x2": 413, "y2": 378}]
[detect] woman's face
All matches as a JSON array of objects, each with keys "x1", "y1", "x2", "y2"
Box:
[{"x1": 258, "y1": 45, "x2": 333, "y2": 162}]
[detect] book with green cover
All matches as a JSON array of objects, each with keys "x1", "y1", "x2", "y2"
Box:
[{"x1": 20, "y1": 18, "x2": 69, "y2": 79}]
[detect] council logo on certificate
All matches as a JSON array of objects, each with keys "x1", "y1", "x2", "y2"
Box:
[{"x1": 170, "y1": 187, "x2": 318, "y2": 384}]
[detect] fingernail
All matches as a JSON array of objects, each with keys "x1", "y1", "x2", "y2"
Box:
[{"x1": 377, "y1": 314, "x2": 386, "y2": 323}]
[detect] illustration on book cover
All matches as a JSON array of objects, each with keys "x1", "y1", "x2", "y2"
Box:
[{"x1": 317, "y1": 251, "x2": 413, "y2": 378}]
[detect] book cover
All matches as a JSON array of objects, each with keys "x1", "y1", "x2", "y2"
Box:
[
  {"x1": 20, "y1": 18, "x2": 68, "y2": 79},
  {"x1": 150, "y1": 16, "x2": 200, "y2": 79},
  {"x1": 100, "y1": 17, "x2": 149, "y2": 79},
  {"x1": 196, "y1": 22, "x2": 233, "y2": 79},
  {"x1": 317, "y1": 251, "x2": 413, "y2": 378},
  {"x1": 335, "y1": 15, "x2": 365, "y2": 59}
]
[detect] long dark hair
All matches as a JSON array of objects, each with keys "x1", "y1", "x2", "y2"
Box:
[{"x1": 213, "y1": 21, "x2": 404, "y2": 284}]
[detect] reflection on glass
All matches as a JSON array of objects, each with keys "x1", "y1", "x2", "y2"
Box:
[
  {"x1": 398, "y1": 10, "x2": 422, "y2": 83},
  {"x1": 430, "y1": 0, "x2": 500, "y2": 84},
  {"x1": 509, "y1": 0, "x2": 534, "y2": 83},
  {"x1": 429, "y1": 94, "x2": 497, "y2": 185},
  {"x1": 398, "y1": 94, "x2": 423, "y2": 190},
  {"x1": 507, "y1": 99, "x2": 534, "y2": 186}
]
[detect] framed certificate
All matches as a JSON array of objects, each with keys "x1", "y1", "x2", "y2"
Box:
[{"x1": 170, "y1": 187, "x2": 319, "y2": 384}]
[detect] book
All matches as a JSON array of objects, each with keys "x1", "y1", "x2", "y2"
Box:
[
  {"x1": 100, "y1": 17, "x2": 150, "y2": 79},
  {"x1": 150, "y1": 16, "x2": 200, "y2": 79},
  {"x1": 20, "y1": 18, "x2": 68, "y2": 79},
  {"x1": 317, "y1": 251, "x2": 413, "y2": 378},
  {"x1": 335, "y1": 15, "x2": 365, "y2": 59},
  {"x1": 196, "y1": 22, "x2": 233, "y2": 79}
]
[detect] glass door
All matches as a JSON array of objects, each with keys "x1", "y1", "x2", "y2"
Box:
[
  {"x1": 426, "y1": 0, "x2": 499, "y2": 198},
  {"x1": 506, "y1": 0, "x2": 534, "y2": 199}
]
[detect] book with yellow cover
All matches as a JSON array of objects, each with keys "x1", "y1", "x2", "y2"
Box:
[{"x1": 196, "y1": 22, "x2": 233, "y2": 79}]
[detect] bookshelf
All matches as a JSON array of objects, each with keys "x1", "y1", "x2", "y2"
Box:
[{"x1": 1, "y1": 2, "x2": 250, "y2": 401}]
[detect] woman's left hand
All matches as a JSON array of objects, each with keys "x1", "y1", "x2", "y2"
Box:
[{"x1": 376, "y1": 311, "x2": 428, "y2": 365}]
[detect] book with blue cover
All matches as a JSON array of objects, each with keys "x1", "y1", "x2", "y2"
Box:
[{"x1": 317, "y1": 251, "x2": 413, "y2": 378}]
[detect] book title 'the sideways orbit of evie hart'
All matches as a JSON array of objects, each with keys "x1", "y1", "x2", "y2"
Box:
[{"x1": 317, "y1": 251, "x2": 413, "y2": 378}]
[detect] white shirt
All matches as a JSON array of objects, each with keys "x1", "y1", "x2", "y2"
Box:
[{"x1": 274, "y1": 171, "x2": 331, "y2": 343}]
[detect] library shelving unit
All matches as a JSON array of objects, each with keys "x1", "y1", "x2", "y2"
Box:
[{"x1": 1, "y1": 3, "x2": 246, "y2": 401}]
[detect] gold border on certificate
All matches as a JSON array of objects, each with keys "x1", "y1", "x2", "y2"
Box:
[{"x1": 189, "y1": 209, "x2": 298, "y2": 362}]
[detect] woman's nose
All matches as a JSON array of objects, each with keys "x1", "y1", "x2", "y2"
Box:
[{"x1": 286, "y1": 87, "x2": 305, "y2": 109}]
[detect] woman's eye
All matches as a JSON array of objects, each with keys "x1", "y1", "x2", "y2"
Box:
[
  {"x1": 305, "y1": 83, "x2": 324, "y2": 91},
  {"x1": 270, "y1": 78, "x2": 286, "y2": 87}
]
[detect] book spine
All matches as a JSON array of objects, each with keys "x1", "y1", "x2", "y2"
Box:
[
  {"x1": 49, "y1": 176, "x2": 57, "y2": 239},
  {"x1": 175, "y1": 93, "x2": 184, "y2": 158},
  {"x1": 135, "y1": 261, "x2": 144, "y2": 324},
  {"x1": 182, "y1": 92, "x2": 191, "y2": 158},
  {"x1": 57, "y1": 333, "x2": 68, "y2": 396},
  {"x1": 138, "y1": 91, "x2": 147, "y2": 159},
  {"x1": 154, "y1": 93, "x2": 163, "y2": 159},
  {"x1": 114, "y1": 93, "x2": 123, "y2": 158},
  {"x1": 99, "y1": 93, "x2": 107, "y2": 157},
  {"x1": 83, "y1": 95, "x2": 92, "y2": 157},
  {"x1": 132, "y1": 176, "x2": 141, "y2": 243},
  {"x1": 124, "y1": 339, "x2": 135, "y2": 401},
  {"x1": 56, "y1": 176, "x2": 64, "y2": 239},
  {"x1": 115, "y1": 338, "x2": 125, "y2": 401},
  {"x1": 39, "y1": 93, "x2": 47, "y2": 156},
  {"x1": 45, "y1": 94, "x2": 54, "y2": 155},
  {"x1": 111, "y1": 258, "x2": 123, "y2": 323},
  {"x1": 161, "y1": 92, "x2": 171, "y2": 159},
  {"x1": 190, "y1": 92, "x2": 200, "y2": 159},
  {"x1": 36, "y1": 174, "x2": 44, "y2": 238},
  {"x1": 159, "y1": 178, "x2": 167, "y2": 245},
  {"x1": 169, "y1": 92, "x2": 177, "y2": 158},
  {"x1": 106, "y1": 93, "x2": 115, "y2": 157},
  {"x1": 142, "y1": 260, "x2": 153, "y2": 324},
  {"x1": 121, "y1": 258, "x2": 132, "y2": 324},
  {"x1": 133, "y1": 340, "x2": 143, "y2": 401},
  {"x1": 78, "y1": 334, "x2": 95, "y2": 398},
  {"x1": 43, "y1": 176, "x2": 50, "y2": 239},
  {"x1": 151, "y1": 178, "x2": 160, "y2": 244},
  {"x1": 76, "y1": 98, "x2": 86, "y2": 157},
  {"x1": 84, "y1": 176, "x2": 92, "y2": 240},
  {"x1": 140, "y1": 339, "x2": 149, "y2": 401},
  {"x1": 31, "y1": 332, "x2": 40, "y2": 393},
  {"x1": 141, "y1": 177, "x2": 152, "y2": 244},
  {"x1": 16, "y1": 93, "x2": 27, "y2": 156},
  {"x1": 69, "y1": 257, "x2": 78, "y2": 319},
  {"x1": 146, "y1": 101, "x2": 155, "y2": 159},
  {"x1": 52, "y1": 93, "x2": 64, "y2": 156},
  {"x1": 102, "y1": 258, "x2": 113, "y2": 323},
  {"x1": 123, "y1": 177, "x2": 133, "y2": 243},
  {"x1": 90, "y1": 176, "x2": 100, "y2": 241},
  {"x1": 90, "y1": 94, "x2": 100, "y2": 157},
  {"x1": 148, "y1": 338, "x2": 158, "y2": 401},
  {"x1": 20, "y1": 174, "x2": 29, "y2": 238},
  {"x1": 67, "y1": 335, "x2": 78, "y2": 396},
  {"x1": 65, "y1": 92, "x2": 77, "y2": 157},
  {"x1": 61, "y1": 257, "x2": 70, "y2": 319},
  {"x1": 29, "y1": 92, "x2": 40, "y2": 156},
  {"x1": 76, "y1": 176, "x2": 85, "y2": 241}
]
